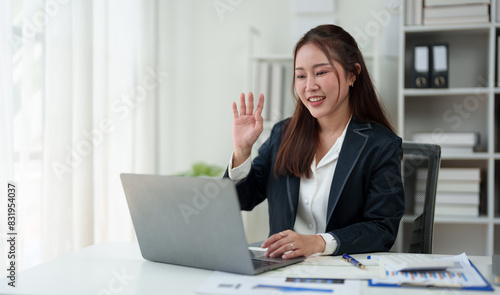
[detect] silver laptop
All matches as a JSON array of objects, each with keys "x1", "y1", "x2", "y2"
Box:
[{"x1": 120, "y1": 173, "x2": 305, "y2": 275}]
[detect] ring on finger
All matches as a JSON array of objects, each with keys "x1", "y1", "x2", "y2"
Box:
[{"x1": 290, "y1": 243, "x2": 294, "y2": 251}]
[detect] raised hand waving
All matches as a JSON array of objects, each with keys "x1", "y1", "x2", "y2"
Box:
[{"x1": 232, "y1": 92, "x2": 264, "y2": 167}]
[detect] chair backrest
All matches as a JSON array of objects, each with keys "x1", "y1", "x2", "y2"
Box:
[{"x1": 390, "y1": 142, "x2": 441, "y2": 254}]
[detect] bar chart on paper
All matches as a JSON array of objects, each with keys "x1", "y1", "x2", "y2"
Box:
[
  {"x1": 380, "y1": 269, "x2": 469, "y2": 286},
  {"x1": 369, "y1": 253, "x2": 494, "y2": 290}
]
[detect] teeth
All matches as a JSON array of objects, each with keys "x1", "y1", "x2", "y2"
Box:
[{"x1": 309, "y1": 97, "x2": 325, "y2": 102}]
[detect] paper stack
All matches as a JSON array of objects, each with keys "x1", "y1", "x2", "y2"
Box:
[
  {"x1": 412, "y1": 132, "x2": 479, "y2": 155},
  {"x1": 422, "y1": 0, "x2": 490, "y2": 25},
  {"x1": 416, "y1": 168, "x2": 481, "y2": 217},
  {"x1": 370, "y1": 253, "x2": 494, "y2": 290},
  {"x1": 196, "y1": 271, "x2": 362, "y2": 295}
]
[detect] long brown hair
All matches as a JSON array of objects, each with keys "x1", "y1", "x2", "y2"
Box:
[{"x1": 274, "y1": 24, "x2": 395, "y2": 178}]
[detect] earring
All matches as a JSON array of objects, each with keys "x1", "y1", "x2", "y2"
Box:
[{"x1": 350, "y1": 82, "x2": 354, "y2": 87}]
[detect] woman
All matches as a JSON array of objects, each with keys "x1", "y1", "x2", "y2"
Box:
[{"x1": 226, "y1": 24, "x2": 404, "y2": 259}]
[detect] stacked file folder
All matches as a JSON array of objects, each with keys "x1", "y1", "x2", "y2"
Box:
[
  {"x1": 416, "y1": 168, "x2": 481, "y2": 217},
  {"x1": 412, "y1": 132, "x2": 479, "y2": 155},
  {"x1": 423, "y1": 0, "x2": 490, "y2": 25},
  {"x1": 406, "y1": 0, "x2": 491, "y2": 26}
]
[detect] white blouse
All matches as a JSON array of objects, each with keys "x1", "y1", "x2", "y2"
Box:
[{"x1": 228, "y1": 120, "x2": 350, "y2": 255}]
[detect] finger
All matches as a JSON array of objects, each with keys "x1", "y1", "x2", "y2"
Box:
[
  {"x1": 239, "y1": 93, "x2": 246, "y2": 116},
  {"x1": 255, "y1": 93, "x2": 264, "y2": 114},
  {"x1": 246, "y1": 92, "x2": 254, "y2": 116},
  {"x1": 265, "y1": 237, "x2": 291, "y2": 257},
  {"x1": 232, "y1": 102, "x2": 239, "y2": 119},
  {"x1": 261, "y1": 232, "x2": 283, "y2": 249},
  {"x1": 254, "y1": 107, "x2": 263, "y2": 130},
  {"x1": 265, "y1": 230, "x2": 298, "y2": 257},
  {"x1": 254, "y1": 94, "x2": 264, "y2": 126},
  {"x1": 282, "y1": 248, "x2": 303, "y2": 260},
  {"x1": 269, "y1": 242, "x2": 294, "y2": 258},
  {"x1": 262, "y1": 230, "x2": 289, "y2": 248}
]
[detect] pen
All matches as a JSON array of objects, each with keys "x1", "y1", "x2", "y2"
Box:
[
  {"x1": 400, "y1": 282, "x2": 462, "y2": 289},
  {"x1": 342, "y1": 253, "x2": 366, "y2": 269}
]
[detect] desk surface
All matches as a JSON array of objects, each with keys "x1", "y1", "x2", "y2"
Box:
[{"x1": 0, "y1": 242, "x2": 497, "y2": 295}]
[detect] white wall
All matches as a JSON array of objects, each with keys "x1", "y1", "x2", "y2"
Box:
[{"x1": 157, "y1": 0, "x2": 400, "y2": 177}]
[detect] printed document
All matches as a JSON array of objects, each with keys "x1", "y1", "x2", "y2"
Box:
[
  {"x1": 370, "y1": 253, "x2": 490, "y2": 288},
  {"x1": 196, "y1": 271, "x2": 361, "y2": 295}
]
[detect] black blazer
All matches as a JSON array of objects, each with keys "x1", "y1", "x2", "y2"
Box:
[{"x1": 226, "y1": 116, "x2": 405, "y2": 255}]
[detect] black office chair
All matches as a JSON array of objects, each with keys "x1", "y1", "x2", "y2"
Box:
[{"x1": 391, "y1": 142, "x2": 441, "y2": 254}]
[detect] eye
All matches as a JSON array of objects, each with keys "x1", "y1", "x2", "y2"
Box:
[
  {"x1": 316, "y1": 71, "x2": 328, "y2": 76},
  {"x1": 296, "y1": 74, "x2": 306, "y2": 79}
]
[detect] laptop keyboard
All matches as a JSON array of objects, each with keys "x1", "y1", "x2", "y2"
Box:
[{"x1": 252, "y1": 258, "x2": 281, "y2": 269}]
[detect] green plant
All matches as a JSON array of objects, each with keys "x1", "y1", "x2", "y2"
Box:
[{"x1": 182, "y1": 162, "x2": 224, "y2": 177}]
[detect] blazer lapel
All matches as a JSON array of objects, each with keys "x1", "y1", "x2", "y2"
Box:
[
  {"x1": 285, "y1": 175, "x2": 300, "y2": 229},
  {"x1": 326, "y1": 118, "x2": 371, "y2": 223}
]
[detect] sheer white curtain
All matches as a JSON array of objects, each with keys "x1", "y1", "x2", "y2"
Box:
[
  {"x1": 0, "y1": 0, "x2": 14, "y2": 275},
  {"x1": 1, "y1": 0, "x2": 160, "y2": 271}
]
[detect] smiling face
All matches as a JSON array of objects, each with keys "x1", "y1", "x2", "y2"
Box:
[{"x1": 294, "y1": 43, "x2": 356, "y2": 123}]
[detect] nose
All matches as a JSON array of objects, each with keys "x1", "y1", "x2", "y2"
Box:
[{"x1": 305, "y1": 76, "x2": 319, "y2": 92}]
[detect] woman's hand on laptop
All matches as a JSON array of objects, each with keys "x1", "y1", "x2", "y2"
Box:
[{"x1": 261, "y1": 230, "x2": 326, "y2": 259}]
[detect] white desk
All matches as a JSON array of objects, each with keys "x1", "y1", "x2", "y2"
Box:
[{"x1": 0, "y1": 242, "x2": 497, "y2": 295}]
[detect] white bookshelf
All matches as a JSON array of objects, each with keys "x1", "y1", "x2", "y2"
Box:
[{"x1": 399, "y1": 1, "x2": 499, "y2": 255}]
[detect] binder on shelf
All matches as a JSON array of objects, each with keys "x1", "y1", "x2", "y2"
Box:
[
  {"x1": 431, "y1": 43, "x2": 448, "y2": 88},
  {"x1": 412, "y1": 45, "x2": 430, "y2": 88}
]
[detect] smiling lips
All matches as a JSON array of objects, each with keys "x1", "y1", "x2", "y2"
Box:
[
  {"x1": 309, "y1": 96, "x2": 325, "y2": 102},
  {"x1": 308, "y1": 96, "x2": 326, "y2": 105}
]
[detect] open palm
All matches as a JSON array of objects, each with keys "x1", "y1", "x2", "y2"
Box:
[{"x1": 232, "y1": 92, "x2": 264, "y2": 163}]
